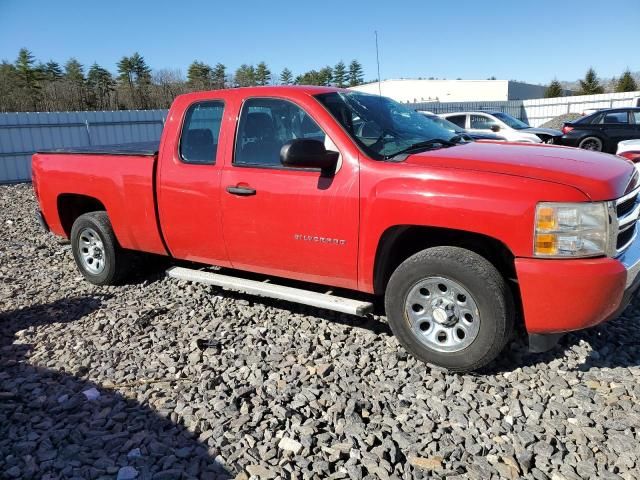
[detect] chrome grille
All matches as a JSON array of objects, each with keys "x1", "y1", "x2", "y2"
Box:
[{"x1": 615, "y1": 186, "x2": 640, "y2": 254}]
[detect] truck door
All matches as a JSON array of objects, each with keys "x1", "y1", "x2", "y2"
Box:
[
  {"x1": 156, "y1": 99, "x2": 231, "y2": 265},
  {"x1": 220, "y1": 97, "x2": 359, "y2": 290}
]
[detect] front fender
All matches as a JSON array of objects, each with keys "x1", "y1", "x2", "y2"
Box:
[{"x1": 357, "y1": 162, "x2": 589, "y2": 292}]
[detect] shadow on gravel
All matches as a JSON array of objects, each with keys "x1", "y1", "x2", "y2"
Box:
[
  {"x1": 0, "y1": 297, "x2": 232, "y2": 479},
  {"x1": 167, "y1": 262, "x2": 394, "y2": 338},
  {"x1": 206, "y1": 284, "x2": 393, "y2": 337}
]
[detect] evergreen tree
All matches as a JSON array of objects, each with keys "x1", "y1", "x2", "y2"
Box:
[
  {"x1": 0, "y1": 61, "x2": 20, "y2": 112},
  {"x1": 615, "y1": 69, "x2": 638, "y2": 93},
  {"x1": 255, "y1": 62, "x2": 271, "y2": 86},
  {"x1": 212, "y1": 63, "x2": 226, "y2": 89},
  {"x1": 279, "y1": 68, "x2": 293, "y2": 85},
  {"x1": 15, "y1": 48, "x2": 41, "y2": 110},
  {"x1": 129, "y1": 53, "x2": 151, "y2": 85},
  {"x1": 578, "y1": 68, "x2": 604, "y2": 95},
  {"x1": 87, "y1": 63, "x2": 114, "y2": 109},
  {"x1": 544, "y1": 79, "x2": 564, "y2": 98},
  {"x1": 64, "y1": 58, "x2": 85, "y2": 84},
  {"x1": 42, "y1": 61, "x2": 63, "y2": 81},
  {"x1": 117, "y1": 52, "x2": 151, "y2": 108},
  {"x1": 318, "y1": 66, "x2": 333, "y2": 86},
  {"x1": 187, "y1": 61, "x2": 212, "y2": 89},
  {"x1": 234, "y1": 64, "x2": 256, "y2": 87},
  {"x1": 348, "y1": 60, "x2": 364, "y2": 87},
  {"x1": 333, "y1": 61, "x2": 347, "y2": 87},
  {"x1": 294, "y1": 70, "x2": 323, "y2": 86}
]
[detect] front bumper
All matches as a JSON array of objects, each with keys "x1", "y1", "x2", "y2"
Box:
[{"x1": 516, "y1": 235, "x2": 640, "y2": 335}]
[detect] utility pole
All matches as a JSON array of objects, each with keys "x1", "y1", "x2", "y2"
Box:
[{"x1": 375, "y1": 30, "x2": 382, "y2": 96}]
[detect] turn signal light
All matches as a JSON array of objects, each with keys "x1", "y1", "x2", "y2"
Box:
[
  {"x1": 534, "y1": 234, "x2": 557, "y2": 255},
  {"x1": 535, "y1": 206, "x2": 557, "y2": 230}
]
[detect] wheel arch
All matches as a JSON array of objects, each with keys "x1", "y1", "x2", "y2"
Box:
[
  {"x1": 372, "y1": 225, "x2": 517, "y2": 296},
  {"x1": 57, "y1": 193, "x2": 107, "y2": 237}
]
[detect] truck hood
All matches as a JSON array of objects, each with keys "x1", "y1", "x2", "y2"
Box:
[{"x1": 404, "y1": 142, "x2": 635, "y2": 200}]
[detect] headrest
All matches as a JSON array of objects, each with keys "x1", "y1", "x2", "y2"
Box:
[{"x1": 244, "y1": 112, "x2": 275, "y2": 138}]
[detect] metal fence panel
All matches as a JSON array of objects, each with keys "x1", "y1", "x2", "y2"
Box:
[
  {"x1": 407, "y1": 100, "x2": 526, "y2": 121},
  {"x1": 0, "y1": 110, "x2": 167, "y2": 184},
  {"x1": 407, "y1": 91, "x2": 640, "y2": 127},
  {"x1": 522, "y1": 91, "x2": 640, "y2": 126}
]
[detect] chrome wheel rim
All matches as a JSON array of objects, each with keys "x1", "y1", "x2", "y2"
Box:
[
  {"x1": 78, "y1": 227, "x2": 106, "y2": 274},
  {"x1": 404, "y1": 276, "x2": 480, "y2": 353},
  {"x1": 580, "y1": 138, "x2": 601, "y2": 151}
]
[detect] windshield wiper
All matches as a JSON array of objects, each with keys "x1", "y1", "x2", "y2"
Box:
[{"x1": 385, "y1": 137, "x2": 458, "y2": 160}]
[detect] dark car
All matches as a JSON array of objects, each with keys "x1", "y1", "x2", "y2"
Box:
[
  {"x1": 418, "y1": 112, "x2": 507, "y2": 142},
  {"x1": 559, "y1": 108, "x2": 640, "y2": 153}
]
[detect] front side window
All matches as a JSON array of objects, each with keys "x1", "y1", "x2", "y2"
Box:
[
  {"x1": 491, "y1": 112, "x2": 529, "y2": 129},
  {"x1": 446, "y1": 115, "x2": 467, "y2": 129},
  {"x1": 234, "y1": 98, "x2": 326, "y2": 167},
  {"x1": 315, "y1": 92, "x2": 459, "y2": 160},
  {"x1": 470, "y1": 114, "x2": 499, "y2": 130},
  {"x1": 179, "y1": 101, "x2": 224, "y2": 164}
]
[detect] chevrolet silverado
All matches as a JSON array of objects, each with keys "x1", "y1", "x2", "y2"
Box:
[{"x1": 32, "y1": 86, "x2": 640, "y2": 372}]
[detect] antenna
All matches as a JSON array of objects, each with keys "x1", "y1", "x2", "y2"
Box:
[{"x1": 375, "y1": 30, "x2": 382, "y2": 96}]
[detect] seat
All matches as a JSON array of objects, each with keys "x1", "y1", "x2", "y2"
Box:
[
  {"x1": 183, "y1": 128, "x2": 215, "y2": 163},
  {"x1": 239, "y1": 112, "x2": 281, "y2": 166}
]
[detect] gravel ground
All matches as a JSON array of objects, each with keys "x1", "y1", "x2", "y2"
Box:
[
  {"x1": 2, "y1": 183, "x2": 640, "y2": 480},
  {"x1": 540, "y1": 113, "x2": 584, "y2": 130}
]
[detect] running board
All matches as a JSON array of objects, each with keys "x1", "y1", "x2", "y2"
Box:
[{"x1": 166, "y1": 266, "x2": 374, "y2": 316}]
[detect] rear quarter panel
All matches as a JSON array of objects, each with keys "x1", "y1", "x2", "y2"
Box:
[{"x1": 32, "y1": 152, "x2": 166, "y2": 255}]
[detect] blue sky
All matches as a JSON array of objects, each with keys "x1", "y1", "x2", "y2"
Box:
[{"x1": 1, "y1": 0, "x2": 638, "y2": 84}]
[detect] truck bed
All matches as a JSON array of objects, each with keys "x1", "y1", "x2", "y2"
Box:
[
  {"x1": 38, "y1": 141, "x2": 159, "y2": 156},
  {"x1": 32, "y1": 148, "x2": 167, "y2": 255}
]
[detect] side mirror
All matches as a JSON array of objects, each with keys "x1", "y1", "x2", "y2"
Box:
[
  {"x1": 490, "y1": 124, "x2": 501, "y2": 132},
  {"x1": 280, "y1": 139, "x2": 339, "y2": 173}
]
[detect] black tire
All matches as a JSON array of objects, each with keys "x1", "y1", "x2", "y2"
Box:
[
  {"x1": 578, "y1": 136, "x2": 603, "y2": 152},
  {"x1": 70, "y1": 211, "x2": 132, "y2": 285},
  {"x1": 385, "y1": 246, "x2": 514, "y2": 372}
]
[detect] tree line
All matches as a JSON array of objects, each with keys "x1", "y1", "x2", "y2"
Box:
[
  {"x1": 0, "y1": 48, "x2": 367, "y2": 113},
  {"x1": 545, "y1": 67, "x2": 638, "y2": 98}
]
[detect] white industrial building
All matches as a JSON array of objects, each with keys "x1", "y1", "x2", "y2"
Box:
[{"x1": 350, "y1": 79, "x2": 550, "y2": 103}]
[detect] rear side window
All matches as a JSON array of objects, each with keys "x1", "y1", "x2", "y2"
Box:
[
  {"x1": 600, "y1": 111, "x2": 629, "y2": 124},
  {"x1": 631, "y1": 111, "x2": 640, "y2": 124},
  {"x1": 179, "y1": 101, "x2": 225, "y2": 164},
  {"x1": 447, "y1": 115, "x2": 466, "y2": 128},
  {"x1": 234, "y1": 98, "x2": 326, "y2": 167}
]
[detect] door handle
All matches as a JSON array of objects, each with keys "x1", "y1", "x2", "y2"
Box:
[{"x1": 226, "y1": 185, "x2": 256, "y2": 196}]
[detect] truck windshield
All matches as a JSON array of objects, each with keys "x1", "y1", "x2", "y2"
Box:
[
  {"x1": 315, "y1": 92, "x2": 460, "y2": 159},
  {"x1": 492, "y1": 112, "x2": 530, "y2": 130}
]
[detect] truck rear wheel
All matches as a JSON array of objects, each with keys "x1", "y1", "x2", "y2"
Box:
[
  {"x1": 385, "y1": 246, "x2": 514, "y2": 372},
  {"x1": 70, "y1": 211, "x2": 131, "y2": 285}
]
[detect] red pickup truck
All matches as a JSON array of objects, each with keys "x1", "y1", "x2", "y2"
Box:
[{"x1": 32, "y1": 86, "x2": 640, "y2": 372}]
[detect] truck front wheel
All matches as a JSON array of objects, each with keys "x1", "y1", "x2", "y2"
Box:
[
  {"x1": 70, "y1": 211, "x2": 131, "y2": 286},
  {"x1": 385, "y1": 246, "x2": 514, "y2": 372}
]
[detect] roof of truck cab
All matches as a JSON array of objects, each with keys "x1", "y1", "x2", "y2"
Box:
[{"x1": 175, "y1": 85, "x2": 346, "y2": 102}]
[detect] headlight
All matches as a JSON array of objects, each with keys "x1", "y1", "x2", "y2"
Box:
[{"x1": 534, "y1": 202, "x2": 611, "y2": 257}]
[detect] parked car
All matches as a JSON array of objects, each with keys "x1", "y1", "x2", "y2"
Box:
[
  {"x1": 32, "y1": 87, "x2": 640, "y2": 372},
  {"x1": 417, "y1": 111, "x2": 507, "y2": 141},
  {"x1": 618, "y1": 139, "x2": 640, "y2": 162},
  {"x1": 559, "y1": 108, "x2": 640, "y2": 153},
  {"x1": 440, "y1": 111, "x2": 562, "y2": 144}
]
